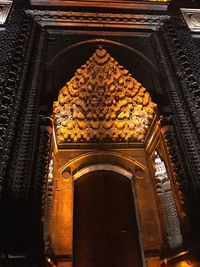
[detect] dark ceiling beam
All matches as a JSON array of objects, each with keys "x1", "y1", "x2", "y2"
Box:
[{"x1": 29, "y1": 0, "x2": 169, "y2": 11}]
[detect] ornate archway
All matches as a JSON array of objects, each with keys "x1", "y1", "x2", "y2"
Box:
[{"x1": 43, "y1": 48, "x2": 184, "y2": 267}]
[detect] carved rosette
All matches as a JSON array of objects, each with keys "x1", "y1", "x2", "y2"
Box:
[{"x1": 53, "y1": 48, "x2": 157, "y2": 143}]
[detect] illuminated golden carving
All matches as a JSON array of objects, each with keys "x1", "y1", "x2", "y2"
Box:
[{"x1": 53, "y1": 47, "x2": 157, "y2": 143}]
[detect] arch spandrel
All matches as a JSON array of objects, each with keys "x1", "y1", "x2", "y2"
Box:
[{"x1": 53, "y1": 47, "x2": 157, "y2": 145}]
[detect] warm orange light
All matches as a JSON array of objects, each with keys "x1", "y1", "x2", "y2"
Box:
[
  {"x1": 46, "y1": 257, "x2": 57, "y2": 266},
  {"x1": 178, "y1": 261, "x2": 191, "y2": 267},
  {"x1": 167, "y1": 251, "x2": 189, "y2": 261}
]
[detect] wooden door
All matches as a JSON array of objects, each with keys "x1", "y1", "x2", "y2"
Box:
[{"x1": 73, "y1": 170, "x2": 143, "y2": 267}]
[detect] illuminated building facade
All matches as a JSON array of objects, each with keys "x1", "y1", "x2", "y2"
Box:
[{"x1": 0, "y1": 0, "x2": 200, "y2": 266}]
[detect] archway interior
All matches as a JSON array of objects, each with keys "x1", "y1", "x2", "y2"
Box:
[{"x1": 73, "y1": 170, "x2": 143, "y2": 267}]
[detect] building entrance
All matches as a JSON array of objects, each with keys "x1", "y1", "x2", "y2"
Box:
[{"x1": 73, "y1": 170, "x2": 143, "y2": 267}]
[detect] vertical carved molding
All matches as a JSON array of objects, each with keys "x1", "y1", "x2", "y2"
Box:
[
  {"x1": 160, "y1": 123, "x2": 194, "y2": 248},
  {"x1": 0, "y1": 11, "x2": 33, "y2": 199},
  {"x1": 33, "y1": 117, "x2": 52, "y2": 210},
  {"x1": 160, "y1": 15, "x2": 200, "y2": 196},
  {"x1": 43, "y1": 153, "x2": 54, "y2": 253},
  {"x1": 32, "y1": 117, "x2": 52, "y2": 251},
  {"x1": 161, "y1": 124, "x2": 189, "y2": 213},
  {"x1": 0, "y1": 10, "x2": 49, "y2": 253},
  {"x1": 7, "y1": 26, "x2": 48, "y2": 203},
  {"x1": 155, "y1": 151, "x2": 183, "y2": 251}
]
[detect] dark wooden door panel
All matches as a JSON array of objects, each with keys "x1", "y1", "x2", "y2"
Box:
[{"x1": 73, "y1": 170, "x2": 142, "y2": 267}]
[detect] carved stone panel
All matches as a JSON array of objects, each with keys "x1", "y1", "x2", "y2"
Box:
[{"x1": 53, "y1": 47, "x2": 157, "y2": 144}]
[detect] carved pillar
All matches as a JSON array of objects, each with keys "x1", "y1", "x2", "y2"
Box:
[
  {"x1": 50, "y1": 161, "x2": 73, "y2": 267},
  {"x1": 160, "y1": 124, "x2": 189, "y2": 216},
  {"x1": 162, "y1": 122, "x2": 193, "y2": 241},
  {"x1": 155, "y1": 151, "x2": 183, "y2": 251},
  {"x1": 44, "y1": 154, "x2": 54, "y2": 253},
  {"x1": 28, "y1": 116, "x2": 52, "y2": 251}
]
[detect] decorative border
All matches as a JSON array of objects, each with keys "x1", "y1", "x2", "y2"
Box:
[{"x1": 26, "y1": 10, "x2": 169, "y2": 30}]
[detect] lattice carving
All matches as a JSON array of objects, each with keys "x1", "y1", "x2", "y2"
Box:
[{"x1": 53, "y1": 48, "x2": 157, "y2": 143}]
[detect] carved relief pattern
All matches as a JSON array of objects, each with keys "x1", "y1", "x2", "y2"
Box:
[
  {"x1": 26, "y1": 10, "x2": 169, "y2": 30},
  {"x1": 163, "y1": 17, "x2": 200, "y2": 138},
  {"x1": 161, "y1": 124, "x2": 189, "y2": 213},
  {"x1": 0, "y1": 11, "x2": 33, "y2": 198},
  {"x1": 8, "y1": 30, "x2": 48, "y2": 203},
  {"x1": 155, "y1": 151, "x2": 183, "y2": 250},
  {"x1": 154, "y1": 17, "x2": 200, "y2": 200},
  {"x1": 43, "y1": 152, "x2": 54, "y2": 252},
  {"x1": 53, "y1": 48, "x2": 157, "y2": 143},
  {"x1": 37, "y1": 120, "x2": 53, "y2": 254},
  {"x1": 160, "y1": 16, "x2": 200, "y2": 194},
  {"x1": 33, "y1": 118, "x2": 52, "y2": 213}
]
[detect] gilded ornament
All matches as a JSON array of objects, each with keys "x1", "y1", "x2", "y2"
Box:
[
  {"x1": 131, "y1": 89, "x2": 139, "y2": 97},
  {"x1": 119, "y1": 78, "x2": 124, "y2": 85},
  {"x1": 67, "y1": 121, "x2": 74, "y2": 130},
  {"x1": 105, "y1": 113, "x2": 110, "y2": 120},
  {"x1": 57, "y1": 135, "x2": 65, "y2": 143},
  {"x1": 99, "y1": 114, "x2": 104, "y2": 120},
  {"x1": 118, "y1": 112, "x2": 125, "y2": 120},
  {"x1": 54, "y1": 107, "x2": 60, "y2": 114},
  {"x1": 62, "y1": 86, "x2": 68, "y2": 95},
  {"x1": 61, "y1": 120, "x2": 68, "y2": 127},
  {"x1": 107, "y1": 78, "x2": 114, "y2": 86},
  {"x1": 92, "y1": 114, "x2": 98, "y2": 120},
  {"x1": 111, "y1": 113, "x2": 116, "y2": 120},
  {"x1": 127, "y1": 82, "x2": 134, "y2": 89},
  {"x1": 119, "y1": 92, "x2": 125, "y2": 99},
  {"x1": 129, "y1": 121, "x2": 135, "y2": 130},
  {"x1": 136, "y1": 96, "x2": 143, "y2": 104},
  {"x1": 91, "y1": 121, "x2": 100, "y2": 129},
  {"x1": 116, "y1": 121, "x2": 125, "y2": 129},
  {"x1": 103, "y1": 121, "x2": 113, "y2": 129},
  {"x1": 110, "y1": 85, "x2": 115, "y2": 93},
  {"x1": 143, "y1": 92, "x2": 150, "y2": 106},
  {"x1": 79, "y1": 92, "x2": 87, "y2": 99},
  {"x1": 77, "y1": 68, "x2": 83, "y2": 75},
  {"x1": 59, "y1": 95, "x2": 67, "y2": 105},
  {"x1": 74, "y1": 111, "x2": 85, "y2": 120},
  {"x1": 96, "y1": 48, "x2": 107, "y2": 58},
  {"x1": 86, "y1": 113, "x2": 93, "y2": 120},
  {"x1": 80, "y1": 78, "x2": 85, "y2": 84},
  {"x1": 77, "y1": 121, "x2": 87, "y2": 130},
  {"x1": 123, "y1": 69, "x2": 129, "y2": 75},
  {"x1": 115, "y1": 72, "x2": 121, "y2": 80}
]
